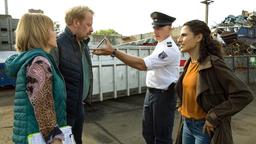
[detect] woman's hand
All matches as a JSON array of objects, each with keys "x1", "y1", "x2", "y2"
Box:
[
  {"x1": 51, "y1": 138, "x2": 63, "y2": 144},
  {"x1": 203, "y1": 120, "x2": 215, "y2": 136},
  {"x1": 177, "y1": 107, "x2": 182, "y2": 112}
]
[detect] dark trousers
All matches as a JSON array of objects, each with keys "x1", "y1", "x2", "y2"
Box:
[
  {"x1": 67, "y1": 104, "x2": 85, "y2": 144},
  {"x1": 143, "y1": 84, "x2": 176, "y2": 144}
]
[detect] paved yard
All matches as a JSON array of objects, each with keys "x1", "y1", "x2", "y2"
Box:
[{"x1": 0, "y1": 84, "x2": 256, "y2": 144}]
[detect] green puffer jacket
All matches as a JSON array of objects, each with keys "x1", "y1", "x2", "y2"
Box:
[{"x1": 5, "y1": 48, "x2": 67, "y2": 144}]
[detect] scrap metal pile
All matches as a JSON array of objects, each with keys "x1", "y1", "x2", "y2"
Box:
[
  {"x1": 223, "y1": 39, "x2": 256, "y2": 56},
  {"x1": 220, "y1": 12, "x2": 256, "y2": 27},
  {"x1": 212, "y1": 10, "x2": 256, "y2": 56}
]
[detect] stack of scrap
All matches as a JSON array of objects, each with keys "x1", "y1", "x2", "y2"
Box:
[
  {"x1": 219, "y1": 10, "x2": 256, "y2": 27},
  {"x1": 220, "y1": 31, "x2": 238, "y2": 45},
  {"x1": 213, "y1": 10, "x2": 256, "y2": 55},
  {"x1": 247, "y1": 12, "x2": 256, "y2": 26},
  {"x1": 224, "y1": 40, "x2": 255, "y2": 56}
]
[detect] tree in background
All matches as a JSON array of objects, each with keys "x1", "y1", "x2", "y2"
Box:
[
  {"x1": 93, "y1": 29, "x2": 120, "y2": 36},
  {"x1": 54, "y1": 21, "x2": 61, "y2": 34}
]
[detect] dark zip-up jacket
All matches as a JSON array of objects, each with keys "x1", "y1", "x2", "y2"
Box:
[{"x1": 52, "y1": 27, "x2": 93, "y2": 117}]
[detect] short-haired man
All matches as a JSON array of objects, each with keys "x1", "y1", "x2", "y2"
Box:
[
  {"x1": 51, "y1": 5, "x2": 94, "y2": 144},
  {"x1": 93, "y1": 11, "x2": 181, "y2": 144}
]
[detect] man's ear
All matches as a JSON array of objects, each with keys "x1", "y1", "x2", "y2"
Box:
[
  {"x1": 168, "y1": 25, "x2": 172, "y2": 30},
  {"x1": 73, "y1": 19, "x2": 80, "y2": 27}
]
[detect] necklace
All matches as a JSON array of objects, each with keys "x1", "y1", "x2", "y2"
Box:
[{"x1": 191, "y1": 59, "x2": 198, "y2": 64}]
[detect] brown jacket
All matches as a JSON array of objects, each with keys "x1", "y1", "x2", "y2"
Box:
[{"x1": 175, "y1": 55, "x2": 254, "y2": 144}]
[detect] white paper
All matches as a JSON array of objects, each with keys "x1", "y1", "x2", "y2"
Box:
[{"x1": 28, "y1": 126, "x2": 75, "y2": 144}]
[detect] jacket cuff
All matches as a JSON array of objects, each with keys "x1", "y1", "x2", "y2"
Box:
[
  {"x1": 206, "y1": 111, "x2": 219, "y2": 126},
  {"x1": 45, "y1": 126, "x2": 64, "y2": 144}
]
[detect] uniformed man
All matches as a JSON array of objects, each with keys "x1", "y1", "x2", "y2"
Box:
[{"x1": 93, "y1": 11, "x2": 181, "y2": 144}]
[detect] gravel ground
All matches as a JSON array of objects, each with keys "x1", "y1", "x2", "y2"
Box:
[{"x1": 0, "y1": 84, "x2": 255, "y2": 144}]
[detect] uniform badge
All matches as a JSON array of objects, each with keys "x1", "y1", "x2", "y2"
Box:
[
  {"x1": 167, "y1": 41, "x2": 172, "y2": 47},
  {"x1": 158, "y1": 51, "x2": 168, "y2": 59}
]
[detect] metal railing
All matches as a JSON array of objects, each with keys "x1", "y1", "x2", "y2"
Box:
[
  {"x1": 90, "y1": 51, "x2": 256, "y2": 102},
  {"x1": 91, "y1": 46, "x2": 153, "y2": 102},
  {"x1": 224, "y1": 55, "x2": 256, "y2": 84},
  {"x1": 1, "y1": 48, "x2": 255, "y2": 101}
]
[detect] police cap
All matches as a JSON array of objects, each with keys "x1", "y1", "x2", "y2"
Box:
[{"x1": 151, "y1": 11, "x2": 176, "y2": 27}]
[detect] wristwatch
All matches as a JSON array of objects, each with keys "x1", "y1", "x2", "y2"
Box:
[{"x1": 111, "y1": 48, "x2": 117, "y2": 57}]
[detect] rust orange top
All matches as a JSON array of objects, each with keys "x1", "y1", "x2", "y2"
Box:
[{"x1": 180, "y1": 62, "x2": 206, "y2": 119}]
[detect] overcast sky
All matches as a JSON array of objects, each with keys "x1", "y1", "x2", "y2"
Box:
[{"x1": 0, "y1": 0, "x2": 255, "y2": 36}]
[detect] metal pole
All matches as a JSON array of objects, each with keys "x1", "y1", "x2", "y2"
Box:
[
  {"x1": 205, "y1": 3, "x2": 209, "y2": 24},
  {"x1": 5, "y1": 0, "x2": 9, "y2": 15},
  {"x1": 201, "y1": 0, "x2": 214, "y2": 25},
  {"x1": 247, "y1": 56, "x2": 250, "y2": 83}
]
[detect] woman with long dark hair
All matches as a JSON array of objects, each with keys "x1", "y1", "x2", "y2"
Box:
[{"x1": 175, "y1": 20, "x2": 254, "y2": 144}]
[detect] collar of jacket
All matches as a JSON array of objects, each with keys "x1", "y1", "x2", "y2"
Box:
[
  {"x1": 184, "y1": 55, "x2": 221, "y2": 71},
  {"x1": 182, "y1": 55, "x2": 221, "y2": 99},
  {"x1": 64, "y1": 26, "x2": 90, "y2": 45},
  {"x1": 199, "y1": 56, "x2": 212, "y2": 70}
]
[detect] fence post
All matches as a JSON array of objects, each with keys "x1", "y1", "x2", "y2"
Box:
[
  {"x1": 247, "y1": 56, "x2": 250, "y2": 83},
  {"x1": 232, "y1": 56, "x2": 235, "y2": 71}
]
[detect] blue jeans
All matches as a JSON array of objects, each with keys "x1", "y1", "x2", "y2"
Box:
[{"x1": 182, "y1": 118, "x2": 211, "y2": 144}]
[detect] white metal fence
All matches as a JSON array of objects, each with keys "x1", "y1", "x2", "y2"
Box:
[
  {"x1": 90, "y1": 46, "x2": 153, "y2": 102},
  {"x1": 1, "y1": 49, "x2": 256, "y2": 102},
  {"x1": 89, "y1": 46, "x2": 256, "y2": 102}
]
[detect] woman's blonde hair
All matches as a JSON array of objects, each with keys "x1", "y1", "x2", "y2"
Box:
[
  {"x1": 65, "y1": 5, "x2": 94, "y2": 26},
  {"x1": 15, "y1": 13, "x2": 54, "y2": 52}
]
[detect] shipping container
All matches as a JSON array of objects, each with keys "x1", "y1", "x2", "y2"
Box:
[
  {"x1": 0, "y1": 27, "x2": 9, "y2": 37},
  {"x1": 0, "y1": 44, "x2": 12, "y2": 51},
  {"x1": 0, "y1": 51, "x2": 18, "y2": 87},
  {"x1": 90, "y1": 46, "x2": 152, "y2": 102},
  {"x1": 0, "y1": 15, "x2": 11, "y2": 26},
  {"x1": 0, "y1": 15, "x2": 18, "y2": 51},
  {"x1": 0, "y1": 36, "x2": 12, "y2": 51},
  {"x1": 237, "y1": 27, "x2": 256, "y2": 38},
  {"x1": 0, "y1": 47, "x2": 188, "y2": 101}
]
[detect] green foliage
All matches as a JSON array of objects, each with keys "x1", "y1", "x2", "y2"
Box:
[
  {"x1": 54, "y1": 21, "x2": 61, "y2": 34},
  {"x1": 93, "y1": 29, "x2": 120, "y2": 36}
]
